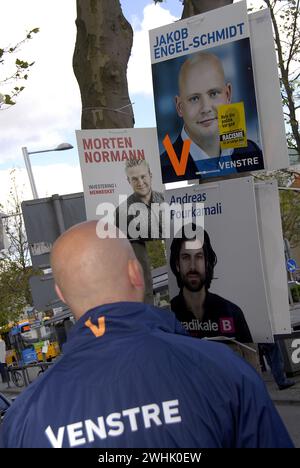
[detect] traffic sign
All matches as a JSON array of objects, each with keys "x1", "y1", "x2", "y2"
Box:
[{"x1": 287, "y1": 258, "x2": 297, "y2": 273}]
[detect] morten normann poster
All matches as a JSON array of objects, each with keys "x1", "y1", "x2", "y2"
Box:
[
  {"x1": 149, "y1": 1, "x2": 265, "y2": 182},
  {"x1": 76, "y1": 128, "x2": 165, "y2": 240}
]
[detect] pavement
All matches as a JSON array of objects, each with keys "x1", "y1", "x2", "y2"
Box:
[
  {"x1": 262, "y1": 370, "x2": 300, "y2": 404},
  {"x1": 0, "y1": 365, "x2": 41, "y2": 399},
  {"x1": 1, "y1": 368, "x2": 300, "y2": 401}
]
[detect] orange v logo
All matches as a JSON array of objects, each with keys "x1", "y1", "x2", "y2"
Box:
[
  {"x1": 85, "y1": 317, "x2": 106, "y2": 338},
  {"x1": 162, "y1": 134, "x2": 191, "y2": 176}
]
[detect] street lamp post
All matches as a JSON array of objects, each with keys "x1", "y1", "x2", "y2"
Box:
[{"x1": 22, "y1": 143, "x2": 73, "y2": 199}]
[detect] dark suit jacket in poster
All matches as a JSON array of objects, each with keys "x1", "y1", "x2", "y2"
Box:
[{"x1": 160, "y1": 134, "x2": 264, "y2": 183}]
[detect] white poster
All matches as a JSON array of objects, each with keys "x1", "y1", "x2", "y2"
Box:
[
  {"x1": 149, "y1": 1, "x2": 288, "y2": 183},
  {"x1": 164, "y1": 177, "x2": 274, "y2": 343},
  {"x1": 76, "y1": 128, "x2": 165, "y2": 239}
]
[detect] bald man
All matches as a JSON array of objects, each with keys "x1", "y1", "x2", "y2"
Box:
[
  {"x1": 0, "y1": 221, "x2": 293, "y2": 448},
  {"x1": 160, "y1": 52, "x2": 263, "y2": 182}
]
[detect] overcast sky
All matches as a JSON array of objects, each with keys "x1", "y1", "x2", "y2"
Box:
[{"x1": 0, "y1": 0, "x2": 181, "y2": 208}]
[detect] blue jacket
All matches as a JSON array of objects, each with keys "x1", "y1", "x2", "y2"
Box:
[{"x1": 0, "y1": 303, "x2": 293, "y2": 448}]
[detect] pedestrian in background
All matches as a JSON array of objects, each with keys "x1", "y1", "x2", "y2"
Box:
[
  {"x1": 0, "y1": 336, "x2": 7, "y2": 384},
  {"x1": 259, "y1": 342, "x2": 295, "y2": 390}
]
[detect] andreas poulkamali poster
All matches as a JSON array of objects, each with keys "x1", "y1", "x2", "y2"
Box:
[
  {"x1": 76, "y1": 128, "x2": 165, "y2": 239},
  {"x1": 149, "y1": 1, "x2": 265, "y2": 182},
  {"x1": 164, "y1": 177, "x2": 275, "y2": 344}
]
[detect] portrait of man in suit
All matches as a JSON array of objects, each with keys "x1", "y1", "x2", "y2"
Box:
[{"x1": 160, "y1": 51, "x2": 263, "y2": 182}]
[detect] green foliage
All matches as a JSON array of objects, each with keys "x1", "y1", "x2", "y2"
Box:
[
  {"x1": 0, "y1": 260, "x2": 34, "y2": 328},
  {"x1": 0, "y1": 28, "x2": 39, "y2": 109},
  {"x1": 280, "y1": 189, "x2": 300, "y2": 248},
  {"x1": 3, "y1": 94, "x2": 15, "y2": 106},
  {"x1": 290, "y1": 283, "x2": 300, "y2": 302},
  {"x1": 254, "y1": 169, "x2": 300, "y2": 248},
  {"x1": 146, "y1": 240, "x2": 167, "y2": 269},
  {"x1": 0, "y1": 171, "x2": 37, "y2": 328}
]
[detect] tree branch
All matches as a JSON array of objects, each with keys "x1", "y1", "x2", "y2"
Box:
[{"x1": 287, "y1": 0, "x2": 300, "y2": 68}]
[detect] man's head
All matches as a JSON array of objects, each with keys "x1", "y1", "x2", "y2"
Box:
[
  {"x1": 170, "y1": 227, "x2": 217, "y2": 292},
  {"x1": 125, "y1": 160, "x2": 152, "y2": 200},
  {"x1": 51, "y1": 221, "x2": 145, "y2": 320},
  {"x1": 175, "y1": 52, "x2": 232, "y2": 147}
]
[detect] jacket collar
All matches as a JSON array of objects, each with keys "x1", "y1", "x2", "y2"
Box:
[{"x1": 62, "y1": 302, "x2": 187, "y2": 355}]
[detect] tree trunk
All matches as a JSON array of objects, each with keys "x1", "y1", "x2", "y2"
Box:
[
  {"x1": 73, "y1": 0, "x2": 134, "y2": 130},
  {"x1": 182, "y1": 0, "x2": 233, "y2": 18}
]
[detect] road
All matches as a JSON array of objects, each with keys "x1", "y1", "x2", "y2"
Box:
[{"x1": 276, "y1": 403, "x2": 300, "y2": 447}]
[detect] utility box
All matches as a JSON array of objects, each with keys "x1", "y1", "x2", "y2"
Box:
[
  {"x1": 22, "y1": 192, "x2": 86, "y2": 269},
  {"x1": 22, "y1": 192, "x2": 86, "y2": 311}
]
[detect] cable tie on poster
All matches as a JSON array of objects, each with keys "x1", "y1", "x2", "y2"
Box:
[
  {"x1": 83, "y1": 102, "x2": 134, "y2": 117},
  {"x1": 204, "y1": 336, "x2": 257, "y2": 353}
]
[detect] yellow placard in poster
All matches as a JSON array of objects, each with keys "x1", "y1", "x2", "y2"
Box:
[{"x1": 218, "y1": 102, "x2": 247, "y2": 149}]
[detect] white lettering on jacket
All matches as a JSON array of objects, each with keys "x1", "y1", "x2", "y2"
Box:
[{"x1": 45, "y1": 399, "x2": 181, "y2": 448}]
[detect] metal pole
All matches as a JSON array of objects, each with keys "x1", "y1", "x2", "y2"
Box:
[
  {"x1": 22, "y1": 146, "x2": 38, "y2": 199},
  {"x1": 52, "y1": 194, "x2": 66, "y2": 234}
]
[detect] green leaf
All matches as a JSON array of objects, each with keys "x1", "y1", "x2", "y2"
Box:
[
  {"x1": 15, "y1": 59, "x2": 30, "y2": 69},
  {"x1": 4, "y1": 95, "x2": 16, "y2": 105}
]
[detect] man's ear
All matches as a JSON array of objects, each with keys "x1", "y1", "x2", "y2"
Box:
[
  {"x1": 225, "y1": 83, "x2": 232, "y2": 103},
  {"x1": 175, "y1": 96, "x2": 183, "y2": 117},
  {"x1": 128, "y1": 259, "x2": 144, "y2": 290},
  {"x1": 55, "y1": 283, "x2": 66, "y2": 304}
]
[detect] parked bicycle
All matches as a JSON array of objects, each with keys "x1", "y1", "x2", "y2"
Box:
[{"x1": 8, "y1": 366, "x2": 24, "y2": 388}]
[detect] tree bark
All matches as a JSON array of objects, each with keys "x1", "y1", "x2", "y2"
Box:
[
  {"x1": 182, "y1": 0, "x2": 233, "y2": 18},
  {"x1": 73, "y1": 0, "x2": 134, "y2": 130}
]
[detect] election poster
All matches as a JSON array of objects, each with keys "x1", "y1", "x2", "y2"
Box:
[
  {"x1": 76, "y1": 128, "x2": 165, "y2": 239},
  {"x1": 164, "y1": 177, "x2": 275, "y2": 343},
  {"x1": 150, "y1": 1, "x2": 270, "y2": 183}
]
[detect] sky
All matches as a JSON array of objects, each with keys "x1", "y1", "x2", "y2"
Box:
[{"x1": 0, "y1": 0, "x2": 182, "y2": 208}]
